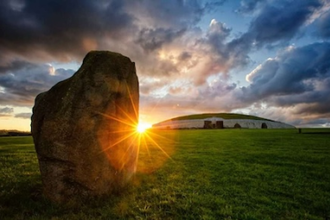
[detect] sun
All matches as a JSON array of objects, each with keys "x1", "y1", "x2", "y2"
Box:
[{"x1": 137, "y1": 122, "x2": 152, "y2": 133}]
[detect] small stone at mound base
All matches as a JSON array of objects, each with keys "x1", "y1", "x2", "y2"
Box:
[{"x1": 31, "y1": 51, "x2": 139, "y2": 203}]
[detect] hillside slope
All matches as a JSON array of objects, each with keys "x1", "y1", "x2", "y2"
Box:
[{"x1": 161, "y1": 113, "x2": 274, "y2": 122}]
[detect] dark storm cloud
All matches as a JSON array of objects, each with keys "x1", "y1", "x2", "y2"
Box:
[
  {"x1": 316, "y1": 10, "x2": 330, "y2": 38},
  {"x1": 0, "y1": 0, "x2": 329, "y2": 128},
  {"x1": 227, "y1": 0, "x2": 323, "y2": 63},
  {"x1": 136, "y1": 28, "x2": 187, "y2": 52},
  {"x1": 131, "y1": 0, "x2": 203, "y2": 27},
  {"x1": 0, "y1": 0, "x2": 227, "y2": 82},
  {"x1": 0, "y1": 0, "x2": 222, "y2": 63},
  {"x1": 0, "y1": 0, "x2": 135, "y2": 62},
  {"x1": 130, "y1": 0, "x2": 225, "y2": 28},
  {"x1": 0, "y1": 60, "x2": 35, "y2": 74},
  {"x1": 0, "y1": 0, "x2": 228, "y2": 107},
  {"x1": 247, "y1": 0, "x2": 321, "y2": 45},
  {"x1": 0, "y1": 61, "x2": 74, "y2": 106},
  {"x1": 238, "y1": 0, "x2": 265, "y2": 14},
  {"x1": 5, "y1": 0, "x2": 320, "y2": 89},
  {"x1": 197, "y1": 0, "x2": 323, "y2": 83},
  {"x1": 237, "y1": 42, "x2": 330, "y2": 117},
  {"x1": 132, "y1": 0, "x2": 227, "y2": 65}
]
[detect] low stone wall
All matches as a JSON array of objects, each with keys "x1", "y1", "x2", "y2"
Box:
[
  {"x1": 152, "y1": 117, "x2": 295, "y2": 129},
  {"x1": 222, "y1": 119, "x2": 295, "y2": 129}
]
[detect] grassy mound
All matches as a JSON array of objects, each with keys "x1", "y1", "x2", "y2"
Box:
[{"x1": 160, "y1": 113, "x2": 274, "y2": 123}]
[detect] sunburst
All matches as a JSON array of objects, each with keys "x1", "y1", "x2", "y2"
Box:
[
  {"x1": 137, "y1": 122, "x2": 151, "y2": 133},
  {"x1": 95, "y1": 83, "x2": 174, "y2": 174}
]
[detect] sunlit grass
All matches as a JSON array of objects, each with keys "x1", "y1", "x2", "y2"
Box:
[{"x1": 1, "y1": 129, "x2": 330, "y2": 219}]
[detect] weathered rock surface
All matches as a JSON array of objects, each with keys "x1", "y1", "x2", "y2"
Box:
[{"x1": 31, "y1": 51, "x2": 139, "y2": 203}]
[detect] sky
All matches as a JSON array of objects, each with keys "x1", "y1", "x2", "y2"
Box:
[{"x1": 1, "y1": 0, "x2": 330, "y2": 131}]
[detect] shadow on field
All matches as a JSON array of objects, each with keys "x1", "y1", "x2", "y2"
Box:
[
  {"x1": 0, "y1": 175, "x2": 134, "y2": 219},
  {"x1": 0, "y1": 178, "x2": 48, "y2": 219}
]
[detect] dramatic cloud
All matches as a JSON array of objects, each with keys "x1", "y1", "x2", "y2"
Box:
[
  {"x1": 0, "y1": 0, "x2": 134, "y2": 63},
  {"x1": 238, "y1": 0, "x2": 265, "y2": 14},
  {"x1": 237, "y1": 42, "x2": 330, "y2": 120},
  {"x1": 142, "y1": 41, "x2": 330, "y2": 125},
  {"x1": 247, "y1": 0, "x2": 321, "y2": 45},
  {"x1": 226, "y1": 0, "x2": 323, "y2": 64},
  {"x1": 0, "y1": 0, "x2": 223, "y2": 63},
  {"x1": 0, "y1": 0, "x2": 330, "y2": 128},
  {"x1": 139, "y1": 77, "x2": 240, "y2": 123},
  {"x1": 136, "y1": 28, "x2": 187, "y2": 52},
  {"x1": 316, "y1": 10, "x2": 330, "y2": 38},
  {"x1": 0, "y1": 0, "x2": 232, "y2": 99},
  {"x1": 0, "y1": 61, "x2": 74, "y2": 106}
]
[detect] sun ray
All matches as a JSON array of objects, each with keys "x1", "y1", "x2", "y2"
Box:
[
  {"x1": 135, "y1": 133, "x2": 142, "y2": 169},
  {"x1": 141, "y1": 133, "x2": 150, "y2": 157},
  {"x1": 125, "y1": 83, "x2": 139, "y2": 120},
  {"x1": 101, "y1": 131, "x2": 136, "y2": 151},
  {"x1": 144, "y1": 132, "x2": 173, "y2": 161},
  {"x1": 109, "y1": 129, "x2": 137, "y2": 134},
  {"x1": 96, "y1": 111, "x2": 136, "y2": 128},
  {"x1": 97, "y1": 103, "x2": 174, "y2": 174},
  {"x1": 146, "y1": 129, "x2": 177, "y2": 143},
  {"x1": 115, "y1": 103, "x2": 138, "y2": 125},
  {"x1": 118, "y1": 133, "x2": 139, "y2": 171}
]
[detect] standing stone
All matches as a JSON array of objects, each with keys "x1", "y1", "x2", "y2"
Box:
[
  {"x1": 31, "y1": 51, "x2": 139, "y2": 203},
  {"x1": 203, "y1": 120, "x2": 212, "y2": 129},
  {"x1": 216, "y1": 121, "x2": 224, "y2": 129}
]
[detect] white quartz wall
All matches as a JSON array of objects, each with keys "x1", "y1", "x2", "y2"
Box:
[
  {"x1": 152, "y1": 117, "x2": 295, "y2": 129},
  {"x1": 222, "y1": 119, "x2": 295, "y2": 129}
]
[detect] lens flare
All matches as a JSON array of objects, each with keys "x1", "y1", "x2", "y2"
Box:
[
  {"x1": 96, "y1": 83, "x2": 175, "y2": 175},
  {"x1": 137, "y1": 122, "x2": 151, "y2": 133}
]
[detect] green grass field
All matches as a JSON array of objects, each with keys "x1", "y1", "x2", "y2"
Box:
[{"x1": 1, "y1": 129, "x2": 330, "y2": 219}]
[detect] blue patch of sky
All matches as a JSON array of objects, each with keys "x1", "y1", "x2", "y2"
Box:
[
  {"x1": 51, "y1": 61, "x2": 80, "y2": 72},
  {"x1": 199, "y1": 0, "x2": 251, "y2": 38}
]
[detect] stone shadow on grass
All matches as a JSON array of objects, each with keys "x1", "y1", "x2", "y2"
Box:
[{"x1": 0, "y1": 174, "x2": 133, "y2": 219}]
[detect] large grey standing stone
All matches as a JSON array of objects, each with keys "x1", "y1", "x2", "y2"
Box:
[{"x1": 31, "y1": 51, "x2": 139, "y2": 203}]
